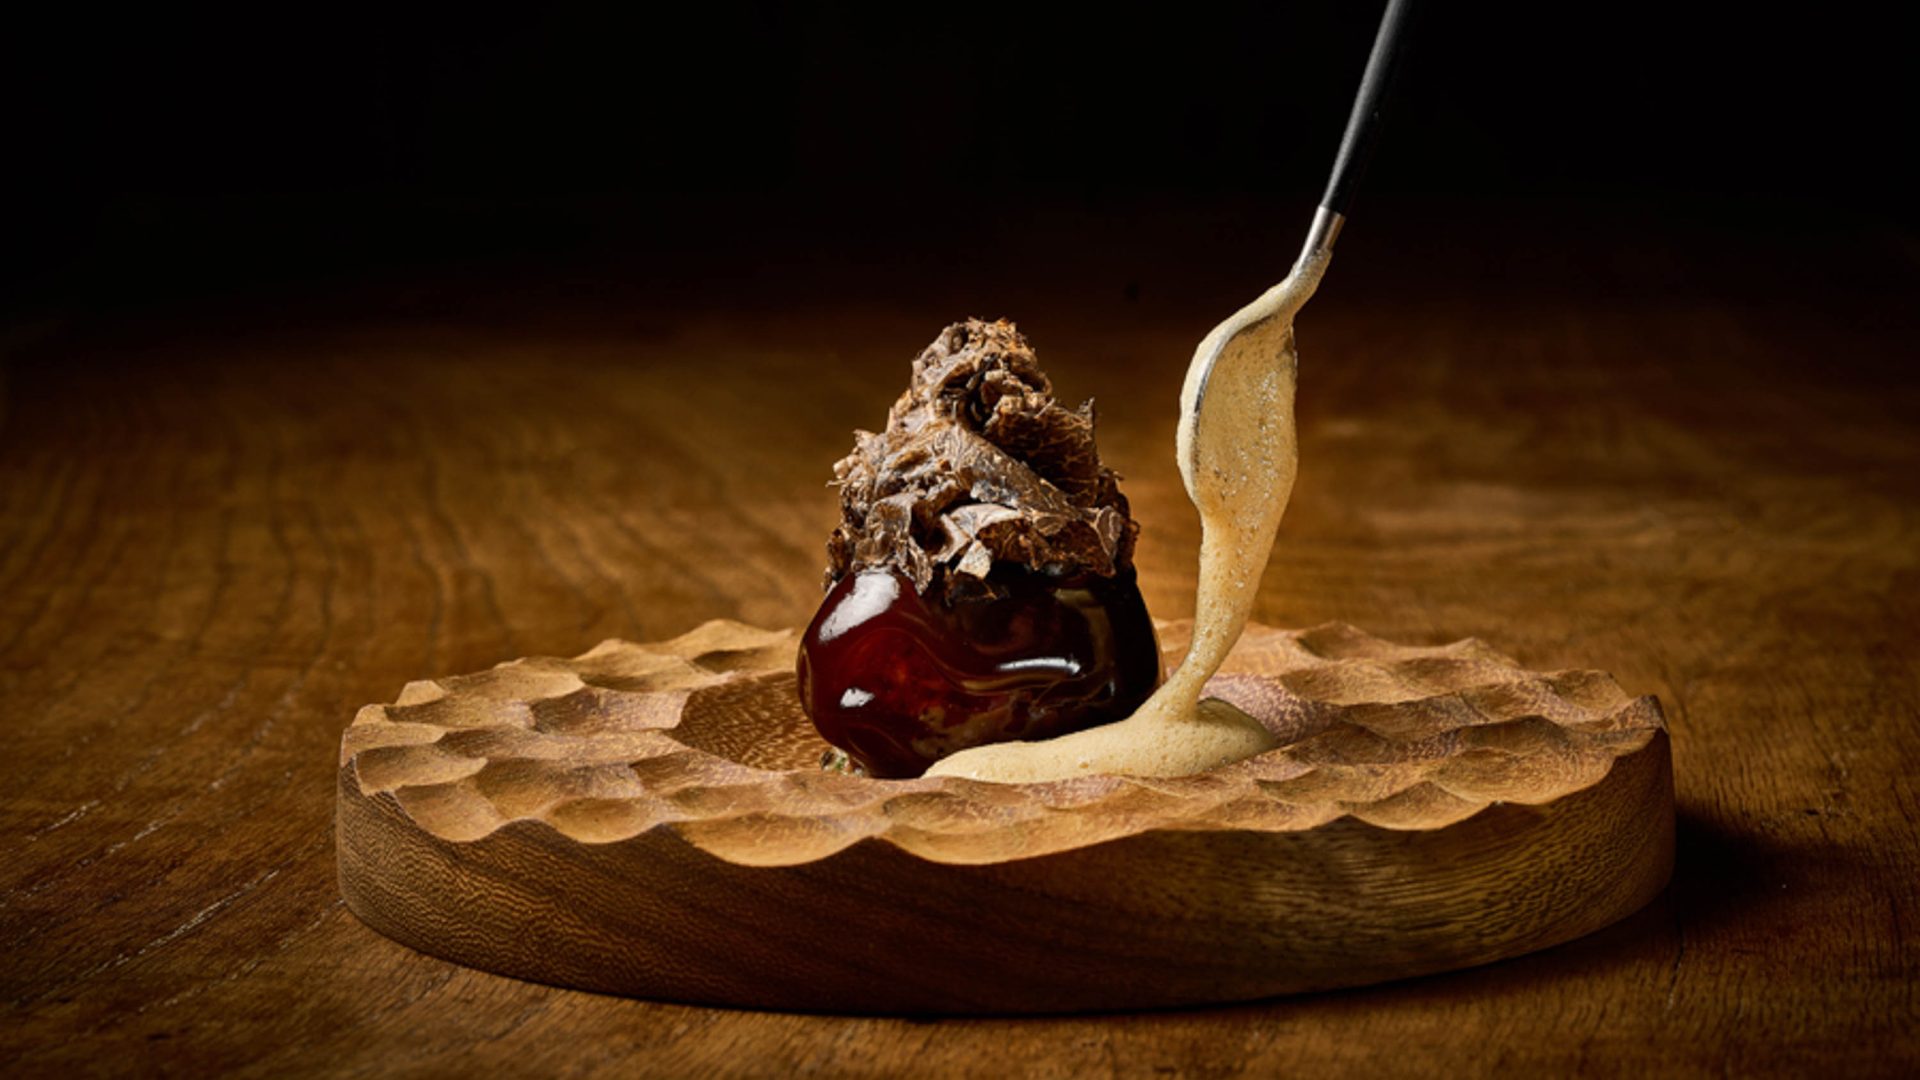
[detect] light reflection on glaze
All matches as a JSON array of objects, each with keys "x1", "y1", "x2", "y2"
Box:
[{"x1": 816, "y1": 570, "x2": 899, "y2": 642}]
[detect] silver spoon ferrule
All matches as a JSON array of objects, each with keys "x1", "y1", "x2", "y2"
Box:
[{"x1": 1296, "y1": 205, "x2": 1346, "y2": 269}]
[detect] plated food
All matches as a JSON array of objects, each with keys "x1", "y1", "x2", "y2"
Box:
[{"x1": 336, "y1": 290, "x2": 1676, "y2": 1014}]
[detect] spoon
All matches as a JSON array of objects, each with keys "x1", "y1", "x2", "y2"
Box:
[{"x1": 926, "y1": 1, "x2": 1419, "y2": 783}]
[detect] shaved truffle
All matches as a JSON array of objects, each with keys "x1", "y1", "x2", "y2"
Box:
[{"x1": 825, "y1": 319, "x2": 1138, "y2": 599}]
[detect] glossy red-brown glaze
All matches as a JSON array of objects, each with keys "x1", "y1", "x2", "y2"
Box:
[{"x1": 796, "y1": 567, "x2": 1161, "y2": 778}]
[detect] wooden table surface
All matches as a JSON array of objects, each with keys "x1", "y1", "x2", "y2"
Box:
[{"x1": 3, "y1": 205, "x2": 1916, "y2": 1076}]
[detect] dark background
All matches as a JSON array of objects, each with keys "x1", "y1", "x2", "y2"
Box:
[{"x1": 4, "y1": 2, "x2": 1915, "y2": 322}]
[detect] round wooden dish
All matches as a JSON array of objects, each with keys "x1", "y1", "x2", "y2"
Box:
[{"x1": 336, "y1": 619, "x2": 1673, "y2": 1014}]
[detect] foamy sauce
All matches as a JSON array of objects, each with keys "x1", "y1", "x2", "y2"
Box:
[{"x1": 926, "y1": 254, "x2": 1331, "y2": 783}]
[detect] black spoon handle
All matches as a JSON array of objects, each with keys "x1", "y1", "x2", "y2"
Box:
[
  {"x1": 1300, "y1": 0, "x2": 1418, "y2": 261},
  {"x1": 1324, "y1": 0, "x2": 1418, "y2": 216}
]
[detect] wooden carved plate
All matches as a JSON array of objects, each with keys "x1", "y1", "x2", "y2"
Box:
[{"x1": 336, "y1": 619, "x2": 1673, "y2": 1014}]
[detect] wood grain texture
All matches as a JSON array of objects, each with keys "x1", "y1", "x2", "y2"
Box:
[
  {"x1": 336, "y1": 618, "x2": 1672, "y2": 1012},
  {"x1": 3, "y1": 209, "x2": 1917, "y2": 1072}
]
